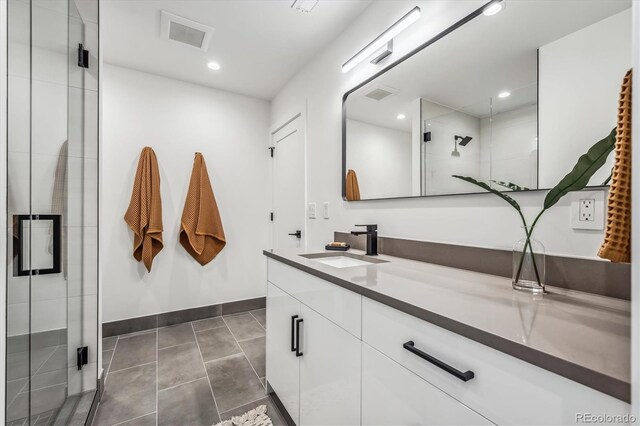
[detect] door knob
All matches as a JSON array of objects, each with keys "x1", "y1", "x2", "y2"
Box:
[{"x1": 288, "y1": 230, "x2": 302, "y2": 239}]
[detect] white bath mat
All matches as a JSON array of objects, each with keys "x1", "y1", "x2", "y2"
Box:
[{"x1": 214, "y1": 404, "x2": 272, "y2": 426}]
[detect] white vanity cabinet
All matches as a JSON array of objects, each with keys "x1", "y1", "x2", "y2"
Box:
[
  {"x1": 266, "y1": 283, "x2": 302, "y2": 424},
  {"x1": 266, "y1": 256, "x2": 631, "y2": 426},
  {"x1": 266, "y1": 260, "x2": 362, "y2": 426}
]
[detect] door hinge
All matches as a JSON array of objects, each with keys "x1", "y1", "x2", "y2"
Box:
[
  {"x1": 268, "y1": 146, "x2": 275, "y2": 157},
  {"x1": 78, "y1": 44, "x2": 89, "y2": 68},
  {"x1": 77, "y1": 346, "x2": 88, "y2": 370},
  {"x1": 270, "y1": 212, "x2": 274, "y2": 221}
]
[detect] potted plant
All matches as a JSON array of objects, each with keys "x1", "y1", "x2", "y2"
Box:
[{"x1": 453, "y1": 127, "x2": 616, "y2": 293}]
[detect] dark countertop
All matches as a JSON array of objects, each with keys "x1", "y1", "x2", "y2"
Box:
[{"x1": 263, "y1": 248, "x2": 631, "y2": 403}]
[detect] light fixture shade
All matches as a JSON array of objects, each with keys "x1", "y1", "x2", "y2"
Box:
[
  {"x1": 342, "y1": 6, "x2": 421, "y2": 73},
  {"x1": 483, "y1": 0, "x2": 505, "y2": 16}
]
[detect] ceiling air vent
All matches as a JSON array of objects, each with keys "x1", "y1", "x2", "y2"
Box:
[
  {"x1": 160, "y1": 11, "x2": 214, "y2": 52},
  {"x1": 363, "y1": 85, "x2": 398, "y2": 101}
]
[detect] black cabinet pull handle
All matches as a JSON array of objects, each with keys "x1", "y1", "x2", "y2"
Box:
[
  {"x1": 291, "y1": 315, "x2": 298, "y2": 352},
  {"x1": 295, "y1": 318, "x2": 304, "y2": 357},
  {"x1": 403, "y1": 341, "x2": 474, "y2": 382}
]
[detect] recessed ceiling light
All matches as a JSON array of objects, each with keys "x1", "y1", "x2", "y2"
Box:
[
  {"x1": 498, "y1": 91, "x2": 511, "y2": 98},
  {"x1": 483, "y1": 0, "x2": 504, "y2": 16},
  {"x1": 397, "y1": 114, "x2": 406, "y2": 120},
  {"x1": 207, "y1": 61, "x2": 221, "y2": 71}
]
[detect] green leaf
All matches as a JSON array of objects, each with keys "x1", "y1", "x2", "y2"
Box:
[
  {"x1": 452, "y1": 175, "x2": 521, "y2": 211},
  {"x1": 543, "y1": 127, "x2": 616, "y2": 210}
]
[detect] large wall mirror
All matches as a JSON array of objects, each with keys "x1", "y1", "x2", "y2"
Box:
[{"x1": 343, "y1": 0, "x2": 632, "y2": 201}]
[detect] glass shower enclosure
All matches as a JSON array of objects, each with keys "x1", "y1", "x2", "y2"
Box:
[{"x1": 5, "y1": 0, "x2": 99, "y2": 424}]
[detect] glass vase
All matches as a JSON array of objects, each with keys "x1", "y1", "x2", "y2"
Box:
[{"x1": 512, "y1": 230, "x2": 546, "y2": 294}]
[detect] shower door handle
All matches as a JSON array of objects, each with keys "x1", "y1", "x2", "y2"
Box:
[{"x1": 13, "y1": 214, "x2": 62, "y2": 277}]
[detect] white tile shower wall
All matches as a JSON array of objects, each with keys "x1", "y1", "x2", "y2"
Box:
[
  {"x1": 346, "y1": 119, "x2": 412, "y2": 199},
  {"x1": 479, "y1": 105, "x2": 537, "y2": 189},
  {"x1": 271, "y1": 0, "x2": 609, "y2": 258},
  {"x1": 101, "y1": 65, "x2": 270, "y2": 322}
]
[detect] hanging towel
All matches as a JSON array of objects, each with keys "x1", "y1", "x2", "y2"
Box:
[
  {"x1": 346, "y1": 169, "x2": 361, "y2": 201},
  {"x1": 124, "y1": 147, "x2": 164, "y2": 272},
  {"x1": 180, "y1": 152, "x2": 226, "y2": 265},
  {"x1": 598, "y1": 69, "x2": 632, "y2": 263}
]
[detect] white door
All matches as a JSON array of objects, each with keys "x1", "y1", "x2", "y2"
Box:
[
  {"x1": 272, "y1": 115, "x2": 305, "y2": 250},
  {"x1": 266, "y1": 283, "x2": 301, "y2": 424},
  {"x1": 299, "y1": 305, "x2": 361, "y2": 426}
]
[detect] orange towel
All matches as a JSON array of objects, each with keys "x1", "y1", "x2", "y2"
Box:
[
  {"x1": 124, "y1": 147, "x2": 164, "y2": 272},
  {"x1": 346, "y1": 169, "x2": 361, "y2": 201},
  {"x1": 599, "y1": 69, "x2": 632, "y2": 263},
  {"x1": 180, "y1": 153, "x2": 226, "y2": 265}
]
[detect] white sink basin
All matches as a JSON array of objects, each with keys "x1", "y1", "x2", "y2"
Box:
[
  {"x1": 314, "y1": 256, "x2": 376, "y2": 268},
  {"x1": 299, "y1": 252, "x2": 388, "y2": 268}
]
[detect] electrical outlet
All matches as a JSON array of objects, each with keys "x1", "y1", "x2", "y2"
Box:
[
  {"x1": 308, "y1": 202, "x2": 316, "y2": 219},
  {"x1": 323, "y1": 202, "x2": 330, "y2": 219},
  {"x1": 579, "y1": 199, "x2": 595, "y2": 222},
  {"x1": 571, "y1": 191, "x2": 605, "y2": 230}
]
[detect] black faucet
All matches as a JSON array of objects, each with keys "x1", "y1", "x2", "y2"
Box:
[{"x1": 351, "y1": 224, "x2": 378, "y2": 256}]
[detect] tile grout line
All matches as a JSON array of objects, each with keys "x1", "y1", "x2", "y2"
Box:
[
  {"x1": 107, "y1": 360, "x2": 157, "y2": 375},
  {"x1": 220, "y1": 316, "x2": 265, "y2": 391},
  {"x1": 218, "y1": 395, "x2": 271, "y2": 418},
  {"x1": 9, "y1": 344, "x2": 64, "y2": 408},
  {"x1": 157, "y1": 340, "x2": 199, "y2": 352},
  {"x1": 111, "y1": 411, "x2": 156, "y2": 426},
  {"x1": 249, "y1": 311, "x2": 266, "y2": 332},
  {"x1": 191, "y1": 321, "x2": 223, "y2": 422},
  {"x1": 157, "y1": 375, "x2": 209, "y2": 393},
  {"x1": 103, "y1": 335, "x2": 120, "y2": 385}
]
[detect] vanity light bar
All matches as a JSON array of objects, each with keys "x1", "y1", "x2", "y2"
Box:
[{"x1": 342, "y1": 6, "x2": 421, "y2": 73}]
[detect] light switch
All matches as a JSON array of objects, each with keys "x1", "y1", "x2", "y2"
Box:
[
  {"x1": 308, "y1": 202, "x2": 317, "y2": 219},
  {"x1": 323, "y1": 202, "x2": 330, "y2": 219}
]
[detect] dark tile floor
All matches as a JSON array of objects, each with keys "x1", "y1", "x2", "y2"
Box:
[{"x1": 93, "y1": 309, "x2": 285, "y2": 426}]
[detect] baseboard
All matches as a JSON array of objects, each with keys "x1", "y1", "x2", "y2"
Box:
[
  {"x1": 102, "y1": 297, "x2": 266, "y2": 337},
  {"x1": 267, "y1": 383, "x2": 296, "y2": 426}
]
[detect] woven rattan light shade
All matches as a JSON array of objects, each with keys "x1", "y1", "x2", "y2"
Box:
[{"x1": 598, "y1": 69, "x2": 632, "y2": 263}]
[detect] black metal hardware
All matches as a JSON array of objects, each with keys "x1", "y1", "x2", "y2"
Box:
[
  {"x1": 351, "y1": 224, "x2": 378, "y2": 255},
  {"x1": 423, "y1": 131, "x2": 432, "y2": 142},
  {"x1": 270, "y1": 212, "x2": 274, "y2": 222},
  {"x1": 288, "y1": 230, "x2": 302, "y2": 239},
  {"x1": 78, "y1": 43, "x2": 89, "y2": 68},
  {"x1": 13, "y1": 214, "x2": 62, "y2": 277},
  {"x1": 77, "y1": 346, "x2": 88, "y2": 370},
  {"x1": 295, "y1": 318, "x2": 303, "y2": 357},
  {"x1": 268, "y1": 146, "x2": 275, "y2": 157},
  {"x1": 291, "y1": 315, "x2": 298, "y2": 352},
  {"x1": 403, "y1": 341, "x2": 474, "y2": 382}
]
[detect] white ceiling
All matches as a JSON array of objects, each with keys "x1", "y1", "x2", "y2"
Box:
[
  {"x1": 347, "y1": 0, "x2": 631, "y2": 132},
  {"x1": 103, "y1": 0, "x2": 372, "y2": 100}
]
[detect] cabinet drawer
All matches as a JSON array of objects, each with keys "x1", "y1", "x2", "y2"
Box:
[
  {"x1": 267, "y1": 258, "x2": 361, "y2": 337},
  {"x1": 363, "y1": 342, "x2": 491, "y2": 425},
  {"x1": 362, "y1": 298, "x2": 630, "y2": 425}
]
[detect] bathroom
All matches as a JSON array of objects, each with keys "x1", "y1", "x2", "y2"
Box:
[{"x1": 1, "y1": 0, "x2": 639, "y2": 424}]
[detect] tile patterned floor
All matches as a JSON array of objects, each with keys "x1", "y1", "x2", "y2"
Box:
[{"x1": 93, "y1": 309, "x2": 285, "y2": 426}]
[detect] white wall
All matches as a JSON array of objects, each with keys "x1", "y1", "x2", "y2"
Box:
[
  {"x1": 480, "y1": 105, "x2": 537, "y2": 189},
  {"x1": 102, "y1": 65, "x2": 270, "y2": 322},
  {"x1": 422, "y1": 99, "x2": 481, "y2": 195},
  {"x1": 346, "y1": 119, "x2": 412, "y2": 199},
  {"x1": 539, "y1": 9, "x2": 632, "y2": 188},
  {"x1": 271, "y1": 0, "x2": 610, "y2": 258}
]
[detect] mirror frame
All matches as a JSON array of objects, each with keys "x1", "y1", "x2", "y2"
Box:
[{"x1": 341, "y1": 1, "x2": 609, "y2": 201}]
